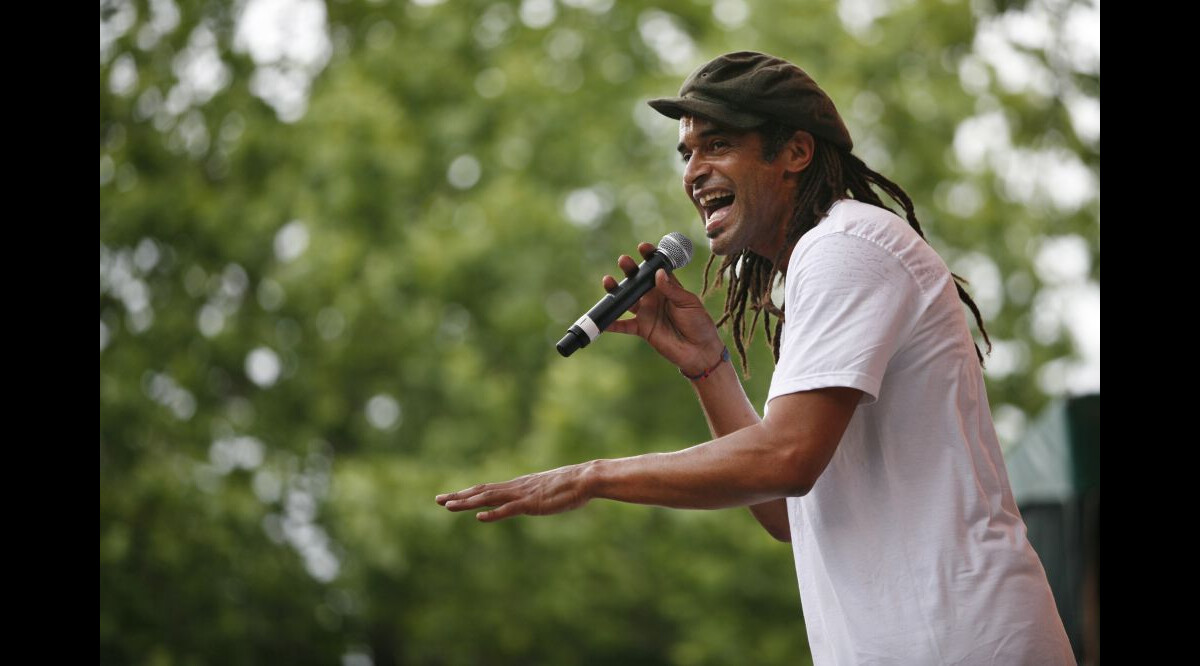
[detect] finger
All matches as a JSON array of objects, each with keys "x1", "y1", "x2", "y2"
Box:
[
  {"x1": 662, "y1": 267, "x2": 685, "y2": 288},
  {"x1": 443, "y1": 498, "x2": 477, "y2": 512},
  {"x1": 606, "y1": 318, "x2": 639, "y2": 336},
  {"x1": 435, "y1": 484, "x2": 487, "y2": 505},
  {"x1": 477, "y1": 501, "x2": 527, "y2": 522},
  {"x1": 617, "y1": 254, "x2": 638, "y2": 278},
  {"x1": 603, "y1": 273, "x2": 642, "y2": 315},
  {"x1": 655, "y1": 269, "x2": 684, "y2": 300},
  {"x1": 637, "y1": 242, "x2": 657, "y2": 261},
  {"x1": 444, "y1": 487, "x2": 511, "y2": 512}
]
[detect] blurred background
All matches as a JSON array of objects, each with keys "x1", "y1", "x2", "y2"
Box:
[{"x1": 99, "y1": 0, "x2": 1100, "y2": 664}]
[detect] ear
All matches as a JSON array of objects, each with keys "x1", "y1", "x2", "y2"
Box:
[{"x1": 782, "y1": 130, "x2": 815, "y2": 175}]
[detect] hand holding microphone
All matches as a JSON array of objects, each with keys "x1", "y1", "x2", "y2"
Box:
[
  {"x1": 556, "y1": 233, "x2": 692, "y2": 357},
  {"x1": 556, "y1": 234, "x2": 727, "y2": 377}
]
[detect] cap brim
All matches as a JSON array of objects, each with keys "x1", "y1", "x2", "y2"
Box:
[{"x1": 647, "y1": 97, "x2": 765, "y2": 129}]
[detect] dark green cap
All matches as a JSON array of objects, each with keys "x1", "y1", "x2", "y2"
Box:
[{"x1": 648, "y1": 51, "x2": 853, "y2": 151}]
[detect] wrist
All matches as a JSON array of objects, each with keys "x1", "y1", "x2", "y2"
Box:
[
  {"x1": 681, "y1": 345, "x2": 730, "y2": 381},
  {"x1": 582, "y1": 459, "x2": 611, "y2": 500}
]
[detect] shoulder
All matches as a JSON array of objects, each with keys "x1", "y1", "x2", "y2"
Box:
[
  {"x1": 796, "y1": 199, "x2": 920, "y2": 259},
  {"x1": 787, "y1": 199, "x2": 949, "y2": 296}
]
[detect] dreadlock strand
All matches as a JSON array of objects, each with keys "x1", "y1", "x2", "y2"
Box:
[
  {"x1": 954, "y1": 280, "x2": 992, "y2": 365},
  {"x1": 729, "y1": 291, "x2": 751, "y2": 376},
  {"x1": 701, "y1": 253, "x2": 718, "y2": 297}
]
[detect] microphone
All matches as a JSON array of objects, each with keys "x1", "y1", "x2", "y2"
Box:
[{"x1": 556, "y1": 232, "x2": 694, "y2": 357}]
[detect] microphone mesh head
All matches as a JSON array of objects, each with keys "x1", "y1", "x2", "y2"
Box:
[{"x1": 658, "y1": 232, "x2": 694, "y2": 270}]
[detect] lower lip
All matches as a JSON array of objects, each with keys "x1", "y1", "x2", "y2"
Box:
[{"x1": 706, "y1": 205, "x2": 731, "y2": 234}]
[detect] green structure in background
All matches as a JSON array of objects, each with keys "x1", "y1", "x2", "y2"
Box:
[
  {"x1": 1007, "y1": 394, "x2": 1101, "y2": 664},
  {"x1": 100, "y1": 0, "x2": 1099, "y2": 663}
]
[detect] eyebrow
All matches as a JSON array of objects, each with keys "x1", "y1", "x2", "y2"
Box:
[{"x1": 677, "y1": 128, "x2": 728, "y2": 155}]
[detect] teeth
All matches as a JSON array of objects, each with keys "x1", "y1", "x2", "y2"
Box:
[{"x1": 698, "y1": 191, "x2": 733, "y2": 206}]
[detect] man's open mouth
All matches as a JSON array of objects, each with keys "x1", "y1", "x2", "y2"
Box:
[{"x1": 700, "y1": 191, "x2": 735, "y2": 218}]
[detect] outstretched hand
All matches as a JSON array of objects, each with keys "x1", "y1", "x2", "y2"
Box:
[
  {"x1": 602, "y1": 242, "x2": 725, "y2": 376},
  {"x1": 436, "y1": 463, "x2": 594, "y2": 522}
]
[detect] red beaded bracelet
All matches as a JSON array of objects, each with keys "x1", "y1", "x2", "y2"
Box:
[{"x1": 680, "y1": 346, "x2": 730, "y2": 381}]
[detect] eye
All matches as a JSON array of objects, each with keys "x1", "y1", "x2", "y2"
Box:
[
  {"x1": 710, "y1": 139, "x2": 729, "y2": 151},
  {"x1": 680, "y1": 152, "x2": 692, "y2": 164}
]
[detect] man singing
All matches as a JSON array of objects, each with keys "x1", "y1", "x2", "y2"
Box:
[{"x1": 437, "y1": 51, "x2": 1073, "y2": 664}]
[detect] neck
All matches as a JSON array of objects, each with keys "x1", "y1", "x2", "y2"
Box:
[{"x1": 752, "y1": 219, "x2": 796, "y2": 275}]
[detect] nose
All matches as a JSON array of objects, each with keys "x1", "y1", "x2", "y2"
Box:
[{"x1": 682, "y1": 154, "x2": 709, "y2": 191}]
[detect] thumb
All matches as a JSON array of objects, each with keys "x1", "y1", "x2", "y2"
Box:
[{"x1": 655, "y1": 269, "x2": 690, "y2": 302}]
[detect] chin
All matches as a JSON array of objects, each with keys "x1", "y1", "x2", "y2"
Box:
[
  {"x1": 706, "y1": 228, "x2": 740, "y2": 257},
  {"x1": 707, "y1": 238, "x2": 733, "y2": 257}
]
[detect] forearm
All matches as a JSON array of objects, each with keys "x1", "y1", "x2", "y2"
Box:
[
  {"x1": 686, "y1": 350, "x2": 761, "y2": 438},
  {"x1": 684, "y1": 347, "x2": 791, "y2": 541},
  {"x1": 587, "y1": 422, "x2": 807, "y2": 511}
]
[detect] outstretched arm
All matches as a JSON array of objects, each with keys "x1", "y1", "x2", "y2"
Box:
[{"x1": 436, "y1": 385, "x2": 860, "y2": 521}]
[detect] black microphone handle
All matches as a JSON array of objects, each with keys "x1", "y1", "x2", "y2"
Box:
[
  {"x1": 592, "y1": 251, "x2": 672, "y2": 330},
  {"x1": 556, "y1": 251, "x2": 674, "y2": 357}
]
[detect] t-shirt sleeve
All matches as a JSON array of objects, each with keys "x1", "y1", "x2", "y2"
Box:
[{"x1": 767, "y1": 231, "x2": 924, "y2": 407}]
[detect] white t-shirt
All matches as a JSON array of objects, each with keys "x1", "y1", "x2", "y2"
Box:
[{"x1": 766, "y1": 200, "x2": 1073, "y2": 665}]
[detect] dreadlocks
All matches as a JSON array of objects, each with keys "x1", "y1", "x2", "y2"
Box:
[{"x1": 701, "y1": 122, "x2": 992, "y2": 376}]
